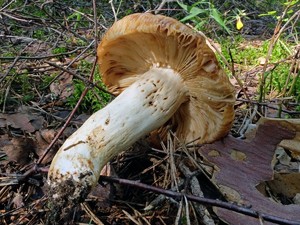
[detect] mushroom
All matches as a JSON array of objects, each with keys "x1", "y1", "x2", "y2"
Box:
[{"x1": 48, "y1": 13, "x2": 235, "y2": 206}]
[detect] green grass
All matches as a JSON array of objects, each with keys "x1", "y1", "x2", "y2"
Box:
[{"x1": 219, "y1": 35, "x2": 299, "y2": 100}]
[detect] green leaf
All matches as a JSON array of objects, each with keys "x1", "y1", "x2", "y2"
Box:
[
  {"x1": 210, "y1": 8, "x2": 230, "y2": 34},
  {"x1": 259, "y1": 11, "x2": 277, "y2": 17},
  {"x1": 177, "y1": 1, "x2": 189, "y2": 11},
  {"x1": 284, "y1": 0, "x2": 299, "y2": 6},
  {"x1": 180, "y1": 7, "x2": 206, "y2": 22},
  {"x1": 267, "y1": 11, "x2": 277, "y2": 15}
]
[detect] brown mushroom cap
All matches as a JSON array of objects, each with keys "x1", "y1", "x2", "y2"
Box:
[{"x1": 97, "y1": 13, "x2": 235, "y2": 144}]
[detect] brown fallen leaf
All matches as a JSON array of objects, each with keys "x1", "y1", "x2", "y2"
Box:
[
  {"x1": 0, "y1": 113, "x2": 35, "y2": 133},
  {"x1": 0, "y1": 135, "x2": 34, "y2": 165},
  {"x1": 200, "y1": 120, "x2": 300, "y2": 224},
  {"x1": 35, "y1": 129, "x2": 60, "y2": 164},
  {"x1": 50, "y1": 72, "x2": 74, "y2": 102},
  {"x1": 0, "y1": 110, "x2": 44, "y2": 133}
]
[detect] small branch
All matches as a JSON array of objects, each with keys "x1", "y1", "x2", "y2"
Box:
[
  {"x1": 109, "y1": 0, "x2": 118, "y2": 22},
  {"x1": 92, "y1": 0, "x2": 98, "y2": 51},
  {"x1": 36, "y1": 87, "x2": 89, "y2": 165},
  {"x1": 258, "y1": 7, "x2": 300, "y2": 103},
  {"x1": 46, "y1": 61, "x2": 114, "y2": 97},
  {"x1": 0, "y1": 46, "x2": 87, "y2": 60},
  {"x1": 228, "y1": 48, "x2": 250, "y2": 101},
  {"x1": 236, "y1": 98, "x2": 300, "y2": 115},
  {"x1": 100, "y1": 176, "x2": 300, "y2": 225},
  {"x1": 40, "y1": 3, "x2": 88, "y2": 43},
  {"x1": 38, "y1": 57, "x2": 102, "y2": 165}
]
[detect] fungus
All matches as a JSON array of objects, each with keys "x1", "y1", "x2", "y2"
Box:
[{"x1": 47, "y1": 13, "x2": 235, "y2": 208}]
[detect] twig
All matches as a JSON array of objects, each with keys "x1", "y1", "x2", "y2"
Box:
[
  {"x1": 155, "y1": 0, "x2": 176, "y2": 14},
  {"x1": 46, "y1": 61, "x2": 114, "y2": 97},
  {"x1": 109, "y1": 0, "x2": 118, "y2": 22},
  {"x1": 1, "y1": 55, "x2": 20, "y2": 85},
  {"x1": 100, "y1": 176, "x2": 300, "y2": 225},
  {"x1": 0, "y1": 0, "x2": 15, "y2": 11},
  {"x1": 92, "y1": 0, "x2": 98, "y2": 51},
  {"x1": 179, "y1": 162, "x2": 214, "y2": 225},
  {"x1": 37, "y1": 89, "x2": 88, "y2": 165},
  {"x1": 0, "y1": 11, "x2": 29, "y2": 22},
  {"x1": 0, "y1": 46, "x2": 87, "y2": 60},
  {"x1": 40, "y1": 3, "x2": 88, "y2": 43},
  {"x1": 228, "y1": 48, "x2": 250, "y2": 101},
  {"x1": 236, "y1": 98, "x2": 300, "y2": 115},
  {"x1": 175, "y1": 198, "x2": 184, "y2": 225},
  {"x1": 81, "y1": 203, "x2": 105, "y2": 225},
  {"x1": 287, "y1": 48, "x2": 300, "y2": 96},
  {"x1": 0, "y1": 35, "x2": 38, "y2": 43},
  {"x1": 36, "y1": 57, "x2": 99, "y2": 165},
  {"x1": 42, "y1": 40, "x2": 95, "y2": 89},
  {"x1": 259, "y1": 6, "x2": 300, "y2": 103}
]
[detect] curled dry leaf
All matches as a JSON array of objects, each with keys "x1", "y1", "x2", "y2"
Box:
[{"x1": 200, "y1": 120, "x2": 300, "y2": 224}]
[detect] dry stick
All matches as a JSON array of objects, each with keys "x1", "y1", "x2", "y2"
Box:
[
  {"x1": 0, "y1": 0, "x2": 15, "y2": 11},
  {"x1": 36, "y1": 87, "x2": 89, "y2": 165},
  {"x1": 81, "y1": 203, "x2": 105, "y2": 225},
  {"x1": 109, "y1": 0, "x2": 118, "y2": 22},
  {"x1": 228, "y1": 48, "x2": 250, "y2": 101},
  {"x1": 37, "y1": 58, "x2": 98, "y2": 165},
  {"x1": 275, "y1": 12, "x2": 300, "y2": 97},
  {"x1": 1, "y1": 40, "x2": 35, "y2": 112},
  {"x1": 0, "y1": 11, "x2": 29, "y2": 22},
  {"x1": 179, "y1": 162, "x2": 214, "y2": 225},
  {"x1": 236, "y1": 98, "x2": 300, "y2": 115},
  {"x1": 46, "y1": 61, "x2": 114, "y2": 97},
  {"x1": 100, "y1": 176, "x2": 300, "y2": 225},
  {"x1": 287, "y1": 48, "x2": 300, "y2": 96},
  {"x1": 42, "y1": 40, "x2": 95, "y2": 89},
  {"x1": 0, "y1": 46, "x2": 86, "y2": 60},
  {"x1": 259, "y1": 7, "x2": 299, "y2": 103},
  {"x1": 202, "y1": 33, "x2": 250, "y2": 101},
  {"x1": 155, "y1": 0, "x2": 176, "y2": 14},
  {"x1": 92, "y1": 0, "x2": 98, "y2": 51},
  {"x1": 40, "y1": 3, "x2": 87, "y2": 43}
]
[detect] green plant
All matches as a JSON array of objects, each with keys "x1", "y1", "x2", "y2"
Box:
[
  {"x1": 259, "y1": 0, "x2": 299, "y2": 21},
  {"x1": 67, "y1": 12, "x2": 82, "y2": 30},
  {"x1": 66, "y1": 61, "x2": 111, "y2": 113},
  {"x1": 220, "y1": 35, "x2": 299, "y2": 100},
  {"x1": 177, "y1": 0, "x2": 230, "y2": 34},
  {"x1": 52, "y1": 47, "x2": 68, "y2": 54}
]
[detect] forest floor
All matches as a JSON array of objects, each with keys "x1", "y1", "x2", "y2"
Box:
[{"x1": 0, "y1": 0, "x2": 299, "y2": 224}]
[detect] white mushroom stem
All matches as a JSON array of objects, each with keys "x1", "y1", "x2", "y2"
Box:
[{"x1": 48, "y1": 67, "x2": 188, "y2": 197}]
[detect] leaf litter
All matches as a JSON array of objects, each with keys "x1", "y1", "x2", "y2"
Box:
[{"x1": 1, "y1": 84, "x2": 300, "y2": 224}]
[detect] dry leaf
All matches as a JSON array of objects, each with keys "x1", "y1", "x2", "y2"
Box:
[
  {"x1": 50, "y1": 72, "x2": 74, "y2": 101},
  {"x1": 200, "y1": 120, "x2": 300, "y2": 224},
  {"x1": 0, "y1": 111, "x2": 44, "y2": 133},
  {"x1": 1, "y1": 135, "x2": 34, "y2": 165},
  {"x1": 35, "y1": 129, "x2": 59, "y2": 164}
]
